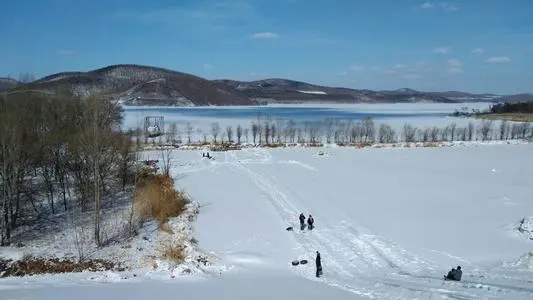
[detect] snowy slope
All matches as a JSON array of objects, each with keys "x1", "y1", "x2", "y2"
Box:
[{"x1": 3, "y1": 143, "x2": 533, "y2": 299}]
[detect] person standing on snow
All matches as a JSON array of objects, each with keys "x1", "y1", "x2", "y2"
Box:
[
  {"x1": 299, "y1": 213, "x2": 306, "y2": 230},
  {"x1": 315, "y1": 251, "x2": 322, "y2": 277},
  {"x1": 307, "y1": 214, "x2": 314, "y2": 230}
]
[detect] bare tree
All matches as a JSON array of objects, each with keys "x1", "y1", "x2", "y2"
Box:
[
  {"x1": 236, "y1": 125, "x2": 243, "y2": 144},
  {"x1": 324, "y1": 118, "x2": 335, "y2": 144},
  {"x1": 467, "y1": 122, "x2": 475, "y2": 141},
  {"x1": 185, "y1": 122, "x2": 194, "y2": 144},
  {"x1": 264, "y1": 120, "x2": 271, "y2": 144},
  {"x1": 275, "y1": 119, "x2": 284, "y2": 144},
  {"x1": 361, "y1": 117, "x2": 375, "y2": 143},
  {"x1": 449, "y1": 122, "x2": 457, "y2": 141},
  {"x1": 499, "y1": 120, "x2": 508, "y2": 140},
  {"x1": 430, "y1": 126, "x2": 440, "y2": 142},
  {"x1": 211, "y1": 122, "x2": 221, "y2": 143},
  {"x1": 287, "y1": 120, "x2": 296, "y2": 143},
  {"x1": 18, "y1": 72, "x2": 36, "y2": 83},
  {"x1": 403, "y1": 124, "x2": 417, "y2": 143},
  {"x1": 167, "y1": 122, "x2": 178, "y2": 144},
  {"x1": 422, "y1": 127, "x2": 431, "y2": 142},
  {"x1": 480, "y1": 120, "x2": 493, "y2": 141},
  {"x1": 519, "y1": 122, "x2": 530, "y2": 139},
  {"x1": 226, "y1": 125, "x2": 233, "y2": 143},
  {"x1": 270, "y1": 124, "x2": 277, "y2": 145},
  {"x1": 378, "y1": 124, "x2": 395, "y2": 144},
  {"x1": 458, "y1": 127, "x2": 467, "y2": 141},
  {"x1": 251, "y1": 122, "x2": 259, "y2": 144},
  {"x1": 243, "y1": 128, "x2": 249, "y2": 143}
]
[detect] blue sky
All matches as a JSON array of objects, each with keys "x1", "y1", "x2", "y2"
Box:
[{"x1": 1, "y1": 0, "x2": 532, "y2": 94}]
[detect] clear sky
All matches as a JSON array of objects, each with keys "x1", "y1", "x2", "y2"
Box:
[{"x1": 1, "y1": 0, "x2": 532, "y2": 94}]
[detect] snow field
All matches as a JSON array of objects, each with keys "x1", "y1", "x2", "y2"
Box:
[{"x1": 168, "y1": 143, "x2": 533, "y2": 299}]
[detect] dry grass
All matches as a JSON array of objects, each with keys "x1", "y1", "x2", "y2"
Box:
[
  {"x1": 355, "y1": 142, "x2": 374, "y2": 148},
  {"x1": 474, "y1": 113, "x2": 533, "y2": 122},
  {"x1": 263, "y1": 143, "x2": 285, "y2": 148},
  {"x1": 161, "y1": 243, "x2": 187, "y2": 263},
  {"x1": 0, "y1": 258, "x2": 121, "y2": 278},
  {"x1": 422, "y1": 142, "x2": 442, "y2": 148},
  {"x1": 210, "y1": 143, "x2": 242, "y2": 151},
  {"x1": 134, "y1": 174, "x2": 189, "y2": 226}
]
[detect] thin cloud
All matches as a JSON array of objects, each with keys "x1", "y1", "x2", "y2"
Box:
[
  {"x1": 251, "y1": 32, "x2": 279, "y2": 39},
  {"x1": 433, "y1": 47, "x2": 450, "y2": 54},
  {"x1": 382, "y1": 69, "x2": 398, "y2": 75},
  {"x1": 337, "y1": 71, "x2": 348, "y2": 76},
  {"x1": 419, "y1": 1, "x2": 458, "y2": 11},
  {"x1": 112, "y1": 0, "x2": 261, "y2": 33},
  {"x1": 349, "y1": 65, "x2": 364, "y2": 71},
  {"x1": 393, "y1": 64, "x2": 408, "y2": 69},
  {"x1": 203, "y1": 63, "x2": 213, "y2": 70},
  {"x1": 448, "y1": 67, "x2": 463, "y2": 74},
  {"x1": 486, "y1": 56, "x2": 511, "y2": 63},
  {"x1": 471, "y1": 48, "x2": 484, "y2": 54},
  {"x1": 447, "y1": 58, "x2": 461, "y2": 67},
  {"x1": 57, "y1": 49, "x2": 75, "y2": 56},
  {"x1": 402, "y1": 74, "x2": 421, "y2": 79}
]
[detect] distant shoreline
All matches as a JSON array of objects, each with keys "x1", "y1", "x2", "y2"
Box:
[{"x1": 473, "y1": 113, "x2": 533, "y2": 122}]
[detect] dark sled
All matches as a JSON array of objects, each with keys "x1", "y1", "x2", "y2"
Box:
[
  {"x1": 291, "y1": 260, "x2": 300, "y2": 266},
  {"x1": 291, "y1": 259, "x2": 308, "y2": 266}
]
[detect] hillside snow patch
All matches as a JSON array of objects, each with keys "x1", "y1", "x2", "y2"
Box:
[{"x1": 297, "y1": 90, "x2": 327, "y2": 95}]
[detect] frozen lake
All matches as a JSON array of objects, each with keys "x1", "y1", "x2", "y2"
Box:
[{"x1": 122, "y1": 103, "x2": 494, "y2": 136}]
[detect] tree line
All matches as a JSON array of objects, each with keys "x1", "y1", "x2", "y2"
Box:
[
  {"x1": 489, "y1": 101, "x2": 533, "y2": 114},
  {"x1": 0, "y1": 90, "x2": 137, "y2": 247},
  {"x1": 156, "y1": 114, "x2": 533, "y2": 146}
]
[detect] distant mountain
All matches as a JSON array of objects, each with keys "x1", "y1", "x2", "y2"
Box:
[
  {"x1": 491, "y1": 93, "x2": 533, "y2": 104},
  {"x1": 3, "y1": 64, "x2": 254, "y2": 106},
  {"x1": 214, "y1": 79, "x2": 459, "y2": 104},
  {"x1": 1, "y1": 64, "x2": 529, "y2": 106}
]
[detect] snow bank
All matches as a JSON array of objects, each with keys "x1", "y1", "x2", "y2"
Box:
[{"x1": 503, "y1": 252, "x2": 533, "y2": 270}]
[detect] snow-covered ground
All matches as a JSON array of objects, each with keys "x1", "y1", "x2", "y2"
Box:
[{"x1": 3, "y1": 141, "x2": 533, "y2": 299}]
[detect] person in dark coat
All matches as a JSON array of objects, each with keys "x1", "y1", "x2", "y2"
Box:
[
  {"x1": 315, "y1": 251, "x2": 322, "y2": 277},
  {"x1": 299, "y1": 213, "x2": 306, "y2": 230},
  {"x1": 454, "y1": 266, "x2": 462, "y2": 281},
  {"x1": 445, "y1": 268, "x2": 456, "y2": 280},
  {"x1": 307, "y1": 214, "x2": 315, "y2": 230},
  {"x1": 445, "y1": 266, "x2": 462, "y2": 281}
]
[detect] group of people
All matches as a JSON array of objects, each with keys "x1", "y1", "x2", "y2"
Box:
[
  {"x1": 202, "y1": 152, "x2": 213, "y2": 159},
  {"x1": 298, "y1": 213, "x2": 321, "y2": 277},
  {"x1": 297, "y1": 213, "x2": 464, "y2": 281},
  {"x1": 445, "y1": 265, "x2": 463, "y2": 281},
  {"x1": 299, "y1": 213, "x2": 315, "y2": 230}
]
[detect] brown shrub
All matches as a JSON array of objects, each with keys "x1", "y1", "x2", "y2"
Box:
[
  {"x1": 162, "y1": 244, "x2": 186, "y2": 263},
  {"x1": 355, "y1": 142, "x2": 373, "y2": 148},
  {"x1": 0, "y1": 258, "x2": 120, "y2": 278},
  {"x1": 423, "y1": 142, "x2": 441, "y2": 148},
  {"x1": 263, "y1": 143, "x2": 285, "y2": 148},
  {"x1": 134, "y1": 174, "x2": 189, "y2": 226}
]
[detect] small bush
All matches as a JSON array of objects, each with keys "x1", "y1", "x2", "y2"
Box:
[
  {"x1": 162, "y1": 244, "x2": 186, "y2": 263},
  {"x1": 134, "y1": 174, "x2": 189, "y2": 226}
]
